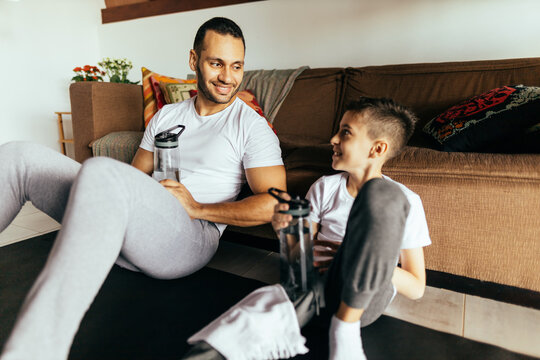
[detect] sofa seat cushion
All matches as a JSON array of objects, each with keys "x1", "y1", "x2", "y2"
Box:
[
  {"x1": 90, "y1": 131, "x2": 143, "y2": 163},
  {"x1": 384, "y1": 146, "x2": 540, "y2": 180},
  {"x1": 284, "y1": 144, "x2": 334, "y2": 171},
  {"x1": 383, "y1": 147, "x2": 540, "y2": 291}
]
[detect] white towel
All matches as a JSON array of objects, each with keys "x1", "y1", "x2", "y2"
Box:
[{"x1": 188, "y1": 284, "x2": 309, "y2": 360}]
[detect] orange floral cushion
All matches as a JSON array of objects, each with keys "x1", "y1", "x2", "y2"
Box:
[{"x1": 141, "y1": 67, "x2": 196, "y2": 127}]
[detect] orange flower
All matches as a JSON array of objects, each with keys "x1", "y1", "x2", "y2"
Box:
[
  {"x1": 73, "y1": 67, "x2": 82, "y2": 72},
  {"x1": 83, "y1": 65, "x2": 91, "y2": 71}
]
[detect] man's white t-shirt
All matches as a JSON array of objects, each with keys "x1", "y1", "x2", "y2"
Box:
[
  {"x1": 306, "y1": 172, "x2": 431, "y2": 249},
  {"x1": 140, "y1": 96, "x2": 283, "y2": 234}
]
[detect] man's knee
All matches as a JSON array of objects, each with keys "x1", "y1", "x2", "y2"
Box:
[
  {"x1": 0, "y1": 141, "x2": 41, "y2": 160},
  {"x1": 79, "y1": 156, "x2": 123, "y2": 179},
  {"x1": 75, "y1": 157, "x2": 130, "y2": 194}
]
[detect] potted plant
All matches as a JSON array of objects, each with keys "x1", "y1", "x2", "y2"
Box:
[{"x1": 98, "y1": 57, "x2": 139, "y2": 84}]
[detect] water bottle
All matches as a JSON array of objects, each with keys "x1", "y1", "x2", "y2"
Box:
[
  {"x1": 153, "y1": 125, "x2": 185, "y2": 182},
  {"x1": 269, "y1": 188, "x2": 316, "y2": 301}
]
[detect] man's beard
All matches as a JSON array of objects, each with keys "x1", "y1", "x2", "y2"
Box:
[{"x1": 196, "y1": 62, "x2": 240, "y2": 104}]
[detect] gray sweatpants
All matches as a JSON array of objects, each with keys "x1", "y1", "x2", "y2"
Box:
[
  {"x1": 323, "y1": 177, "x2": 409, "y2": 326},
  {"x1": 0, "y1": 142, "x2": 220, "y2": 360}
]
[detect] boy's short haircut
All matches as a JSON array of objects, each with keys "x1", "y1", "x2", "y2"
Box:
[
  {"x1": 345, "y1": 97, "x2": 418, "y2": 159},
  {"x1": 193, "y1": 17, "x2": 245, "y2": 56}
]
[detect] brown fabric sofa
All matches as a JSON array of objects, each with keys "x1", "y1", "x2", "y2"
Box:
[{"x1": 70, "y1": 58, "x2": 540, "y2": 294}]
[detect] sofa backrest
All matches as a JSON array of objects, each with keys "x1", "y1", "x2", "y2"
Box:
[
  {"x1": 343, "y1": 57, "x2": 540, "y2": 146},
  {"x1": 273, "y1": 68, "x2": 345, "y2": 148}
]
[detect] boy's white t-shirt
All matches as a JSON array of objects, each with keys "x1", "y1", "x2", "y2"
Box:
[
  {"x1": 140, "y1": 96, "x2": 283, "y2": 234},
  {"x1": 306, "y1": 172, "x2": 431, "y2": 250}
]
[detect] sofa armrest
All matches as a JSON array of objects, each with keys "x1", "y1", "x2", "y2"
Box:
[
  {"x1": 69, "y1": 82, "x2": 144, "y2": 163},
  {"x1": 383, "y1": 147, "x2": 540, "y2": 291}
]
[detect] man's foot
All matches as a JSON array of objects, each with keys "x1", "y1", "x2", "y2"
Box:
[{"x1": 329, "y1": 315, "x2": 367, "y2": 360}]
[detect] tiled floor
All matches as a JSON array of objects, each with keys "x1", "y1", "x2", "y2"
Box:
[
  {"x1": 0, "y1": 202, "x2": 60, "y2": 247},
  {"x1": 2, "y1": 202, "x2": 539, "y2": 358}
]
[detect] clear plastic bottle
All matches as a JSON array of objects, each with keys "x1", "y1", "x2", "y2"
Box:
[
  {"x1": 153, "y1": 125, "x2": 185, "y2": 182},
  {"x1": 269, "y1": 188, "x2": 316, "y2": 301}
]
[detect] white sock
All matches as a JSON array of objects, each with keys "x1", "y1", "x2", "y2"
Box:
[{"x1": 328, "y1": 315, "x2": 367, "y2": 360}]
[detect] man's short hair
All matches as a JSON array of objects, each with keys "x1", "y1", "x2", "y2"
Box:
[
  {"x1": 344, "y1": 97, "x2": 418, "y2": 159},
  {"x1": 193, "y1": 17, "x2": 245, "y2": 56}
]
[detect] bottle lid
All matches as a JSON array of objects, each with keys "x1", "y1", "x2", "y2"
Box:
[
  {"x1": 155, "y1": 125, "x2": 185, "y2": 148},
  {"x1": 283, "y1": 196, "x2": 310, "y2": 217},
  {"x1": 268, "y1": 188, "x2": 310, "y2": 217}
]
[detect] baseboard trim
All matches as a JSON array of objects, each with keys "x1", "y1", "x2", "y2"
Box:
[
  {"x1": 222, "y1": 230, "x2": 540, "y2": 310},
  {"x1": 426, "y1": 270, "x2": 540, "y2": 309}
]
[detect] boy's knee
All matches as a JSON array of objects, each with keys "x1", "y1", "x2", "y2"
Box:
[{"x1": 358, "y1": 178, "x2": 409, "y2": 217}]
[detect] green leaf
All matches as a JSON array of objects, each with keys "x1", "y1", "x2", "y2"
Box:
[{"x1": 110, "y1": 74, "x2": 121, "y2": 83}]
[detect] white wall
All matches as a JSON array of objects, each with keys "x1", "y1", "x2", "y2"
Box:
[
  {"x1": 2, "y1": 0, "x2": 540, "y2": 148},
  {"x1": 0, "y1": 0, "x2": 102, "y2": 150},
  {"x1": 99, "y1": 0, "x2": 540, "y2": 81}
]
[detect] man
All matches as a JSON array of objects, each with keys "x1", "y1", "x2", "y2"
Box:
[{"x1": 0, "y1": 17, "x2": 285, "y2": 360}]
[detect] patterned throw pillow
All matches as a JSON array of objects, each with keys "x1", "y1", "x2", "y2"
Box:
[
  {"x1": 141, "y1": 67, "x2": 196, "y2": 127},
  {"x1": 237, "y1": 89, "x2": 265, "y2": 118},
  {"x1": 237, "y1": 89, "x2": 276, "y2": 134},
  {"x1": 423, "y1": 85, "x2": 540, "y2": 152},
  {"x1": 159, "y1": 82, "x2": 198, "y2": 104},
  {"x1": 149, "y1": 76, "x2": 168, "y2": 110}
]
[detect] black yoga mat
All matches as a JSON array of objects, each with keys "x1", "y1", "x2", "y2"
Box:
[{"x1": 0, "y1": 233, "x2": 535, "y2": 360}]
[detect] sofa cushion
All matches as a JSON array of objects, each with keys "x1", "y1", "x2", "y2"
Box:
[
  {"x1": 285, "y1": 168, "x2": 337, "y2": 198},
  {"x1": 90, "y1": 131, "x2": 144, "y2": 163},
  {"x1": 284, "y1": 144, "x2": 334, "y2": 172},
  {"x1": 150, "y1": 75, "x2": 195, "y2": 110},
  {"x1": 344, "y1": 58, "x2": 540, "y2": 147},
  {"x1": 141, "y1": 67, "x2": 196, "y2": 127},
  {"x1": 159, "y1": 82, "x2": 198, "y2": 104},
  {"x1": 149, "y1": 76, "x2": 167, "y2": 110},
  {"x1": 422, "y1": 85, "x2": 540, "y2": 152},
  {"x1": 273, "y1": 68, "x2": 345, "y2": 144}
]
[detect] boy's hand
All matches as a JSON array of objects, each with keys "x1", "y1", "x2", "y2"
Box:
[
  {"x1": 271, "y1": 192, "x2": 292, "y2": 232},
  {"x1": 313, "y1": 239, "x2": 341, "y2": 273}
]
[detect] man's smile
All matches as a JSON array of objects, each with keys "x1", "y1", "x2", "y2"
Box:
[{"x1": 213, "y1": 82, "x2": 234, "y2": 95}]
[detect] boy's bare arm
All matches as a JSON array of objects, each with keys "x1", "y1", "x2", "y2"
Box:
[{"x1": 392, "y1": 247, "x2": 426, "y2": 300}]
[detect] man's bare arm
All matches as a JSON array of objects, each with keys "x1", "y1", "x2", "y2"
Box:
[
  {"x1": 131, "y1": 148, "x2": 154, "y2": 175},
  {"x1": 161, "y1": 164, "x2": 286, "y2": 227}
]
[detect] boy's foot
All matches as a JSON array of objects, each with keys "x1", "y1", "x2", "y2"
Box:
[{"x1": 329, "y1": 315, "x2": 367, "y2": 360}]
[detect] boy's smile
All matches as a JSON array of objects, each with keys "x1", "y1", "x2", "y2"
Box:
[{"x1": 330, "y1": 111, "x2": 375, "y2": 173}]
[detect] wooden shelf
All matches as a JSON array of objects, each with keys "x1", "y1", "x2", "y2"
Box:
[
  {"x1": 55, "y1": 112, "x2": 74, "y2": 156},
  {"x1": 102, "y1": 0, "x2": 266, "y2": 24}
]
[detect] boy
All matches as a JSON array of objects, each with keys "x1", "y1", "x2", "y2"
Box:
[
  {"x1": 183, "y1": 97, "x2": 430, "y2": 360},
  {"x1": 272, "y1": 97, "x2": 431, "y2": 359}
]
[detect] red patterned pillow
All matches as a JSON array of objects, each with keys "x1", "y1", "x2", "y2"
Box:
[
  {"x1": 237, "y1": 89, "x2": 265, "y2": 117},
  {"x1": 423, "y1": 85, "x2": 540, "y2": 152}
]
